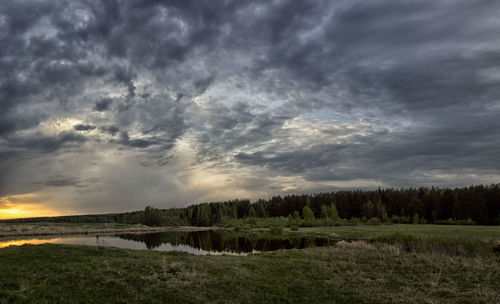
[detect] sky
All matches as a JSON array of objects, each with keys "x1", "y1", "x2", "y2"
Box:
[{"x1": 1, "y1": 0, "x2": 500, "y2": 218}]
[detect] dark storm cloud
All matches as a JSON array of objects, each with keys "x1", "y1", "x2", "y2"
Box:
[
  {"x1": 74, "y1": 124, "x2": 96, "y2": 131},
  {"x1": 93, "y1": 98, "x2": 113, "y2": 112},
  {"x1": 1, "y1": 0, "x2": 500, "y2": 212},
  {"x1": 8, "y1": 132, "x2": 87, "y2": 154},
  {"x1": 100, "y1": 126, "x2": 120, "y2": 136},
  {"x1": 41, "y1": 176, "x2": 82, "y2": 188}
]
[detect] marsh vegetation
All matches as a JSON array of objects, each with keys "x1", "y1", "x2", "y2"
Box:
[{"x1": 0, "y1": 225, "x2": 499, "y2": 303}]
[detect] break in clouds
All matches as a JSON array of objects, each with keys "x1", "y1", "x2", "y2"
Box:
[{"x1": 1, "y1": 0, "x2": 500, "y2": 215}]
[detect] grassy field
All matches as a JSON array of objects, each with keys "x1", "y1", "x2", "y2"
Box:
[
  {"x1": 0, "y1": 225, "x2": 499, "y2": 304},
  {"x1": 288, "y1": 224, "x2": 500, "y2": 240}
]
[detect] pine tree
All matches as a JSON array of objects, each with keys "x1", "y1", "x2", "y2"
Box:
[
  {"x1": 248, "y1": 207, "x2": 256, "y2": 217},
  {"x1": 200, "y1": 205, "x2": 212, "y2": 226}
]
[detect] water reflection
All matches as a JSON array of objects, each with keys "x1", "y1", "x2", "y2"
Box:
[
  {"x1": 0, "y1": 231, "x2": 330, "y2": 255},
  {"x1": 116, "y1": 231, "x2": 330, "y2": 253}
]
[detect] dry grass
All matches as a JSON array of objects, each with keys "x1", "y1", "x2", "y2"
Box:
[
  {"x1": 1, "y1": 243, "x2": 499, "y2": 304},
  {"x1": 336, "y1": 240, "x2": 377, "y2": 250}
]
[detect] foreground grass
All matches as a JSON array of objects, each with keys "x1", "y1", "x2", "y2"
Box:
[{"x1": 1, "y1": 241, "x2": 499, "y2": 304}]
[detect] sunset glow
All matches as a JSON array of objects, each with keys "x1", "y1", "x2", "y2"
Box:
[
  {"x1": 0, "y1": 195, "x2": 61, "y2": 220},
  {"x1": 0, "y1": 238, "x2": 62, "y2": 248}
]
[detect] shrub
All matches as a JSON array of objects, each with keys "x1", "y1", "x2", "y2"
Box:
[
  {"x1": 390, "y1": 215, "x2": 400, "y2": 224},
  {"x1": 348, "y1": 217, "x2": 360, "y2": 226},
  {"x1": 366, "y1": 217, "x2": 382, "y2": 225},
  {"x1": 435, "y1": 218, "x2": 476, "y2": 225}
]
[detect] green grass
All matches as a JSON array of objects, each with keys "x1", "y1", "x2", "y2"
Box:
[
  {"x1": 288, "y1": 224, "x2": 500, "y2": 240},
  {"x1": 1, "y1": 225, "x2": 499, "y2": 303}
]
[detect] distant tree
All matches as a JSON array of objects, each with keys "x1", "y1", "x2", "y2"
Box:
[
  {"x1": 362, "y1": 200, "x2": 375, "y2": 218},
  {"x1": 330, "y1": 202, "x2": 340, "y2": 222},
  {"x1": 305, "y1": 197, "x2": 311, "y2": 207},
  {"x1": 257, "y1": 205, "x2": 267, "y2": 218},
  {"x1": 413, "y1": 213, "x2": 419, "y2": 224},
  {"x1": 231, "y1": 204, "x2": 238, "y2": 218},
  {"x1": 321, "y1": 205, "x2": 330, "y2": 225},
  {"x1": 143, "y1": 206, "x2": 162, "y2": 226},
  {"x1": 321, "y1": 205, "x2": 329, "y2": 217},
  {"x1": 302, "y1": 205, "x2": 315, "y2": 221},
  {"x1": 248, "y1": 207, "x2": 256, "y2": 218},
  {"x1": 200, "y1": 205, "x2": 212, "y2": 226},
  {"x1": 215, "y1": 207, "x2": 224, "y2": 223},
  {"x1": 381, "y1": 205, "x2": 389, "y2": 223}
]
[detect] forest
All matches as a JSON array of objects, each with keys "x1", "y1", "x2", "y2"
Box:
[{"x1": 2, "y1": 184, "x2": 500, "y2": 226}]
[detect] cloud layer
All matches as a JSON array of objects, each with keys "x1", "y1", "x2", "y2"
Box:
[{"x1": 1, "y1": 0, "x2": 500, "y2": 215}]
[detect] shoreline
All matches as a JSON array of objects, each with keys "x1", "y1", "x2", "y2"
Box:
[{"x1": 0, "y1": 223, "x2": 227, "y2": 239}]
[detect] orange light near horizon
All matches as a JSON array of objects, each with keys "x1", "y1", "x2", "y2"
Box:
[
  {"x1": 0, "y1": 238, "x2": 63, "y2": 248},
  {"x1": 0, "y1": 194, "x2": 62, "y2": 220}
]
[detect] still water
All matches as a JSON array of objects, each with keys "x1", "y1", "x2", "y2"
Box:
[{"x1": 0, "y1": 231, "x2": 331, "y2": 255}]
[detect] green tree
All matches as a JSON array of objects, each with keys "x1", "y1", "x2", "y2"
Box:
[
  {"x1": 361, "y1": 200, "x2": 375, "y2": 218},
  {"x1": 293, "y1": 211, "x2": 300, "y2": 220},
  {"x1": 231, "y1": 204, "x2": 238, "y2": 218},
  {"x1": 302, "y1": 205, "x2": 315, "y2": 221},
  {"x1": 248, "y1": 207, "x2": 256, "y2": 218},
  {"x1": 257, "y1": 205, "x2": 267, "y2": 218},
  {"x1": 143, "y1": 206, "x2": 162, "y2": 226},
  {"x1": 381, "y1": 205, "x2": 389, "y2": 223},
  {"x1": 330, "y1": 202, "x2": 340, "y2": 222},
  {"x1": 200, "y1": 205, "x2": 212, "y2": 226},
  {"x1": 413, "y1": 213, "x2": 419, "y2": 224},
  {"x1": 215, "y1": 207, "x2": 224, "y2": 223},
  {"x1": 321, "y1": 205, "x2": 330, "y2": 225}
]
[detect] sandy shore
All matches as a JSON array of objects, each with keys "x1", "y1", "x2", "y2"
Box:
[{"x1": 0, "y1": 223, "x2": 225, "y2": 238}]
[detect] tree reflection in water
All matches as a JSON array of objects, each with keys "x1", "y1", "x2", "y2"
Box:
[{"x1": 116, "y1": 231, "x2": 329, "y2": 252}]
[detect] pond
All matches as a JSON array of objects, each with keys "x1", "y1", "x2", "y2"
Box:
[{"x1": 0, "y1": 231, "x2": 331, "y2": 255}]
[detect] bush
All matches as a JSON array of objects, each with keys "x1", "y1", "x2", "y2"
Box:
[
  {"x1": 366, "y1": 217, "x2": 382, "y2": 225},
  {"x1": 435, "y1": 218, "x2": 475, "y2": 225},
  {"x1": 290, "y1": 226, "x2": 299, "y2": 231},
  {"x1": 348, "y1": 217, "x2": 360, "y2": 226}
]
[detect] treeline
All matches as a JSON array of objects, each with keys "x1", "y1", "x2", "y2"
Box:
[
  {"x1": 0, "y1": 208, "x2": 187, "y2": 226},
  {"x1": 182, "y1": 184, "x2": 500, "y2": 226},
  {"x1": 2, "y1": 184, "x2": 500, "y2": 226}
]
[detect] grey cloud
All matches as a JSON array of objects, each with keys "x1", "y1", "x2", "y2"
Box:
[
  {"x1": 74, "y1": 124, "x2": 96, "y2": 131},
  {"x1": 1, "y1": 0, "x2": 500, "y2": 213},
  {"x1": 115, "y1": 131, "x2": 159, "y2": 149},
  {"x1": 100, "y1": 125, "x2": 120, "y2": 136},
  {"x1": 41, "y1": 176, "x2": 82, "y2": 188},
  {"x1": 93, "y1": 98, "x2": 113, "y2": 111},
  {"x1": 10, "y1": 132, "x2": 87, "y2": 153}
]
